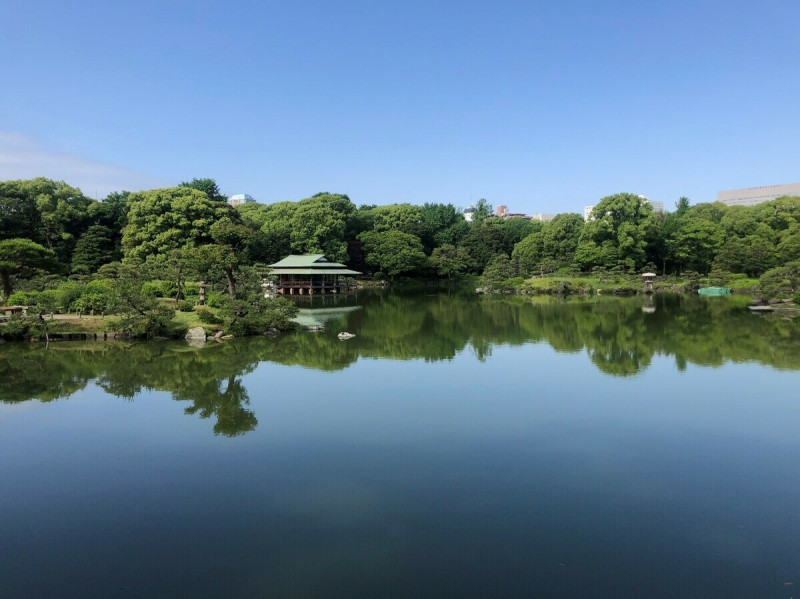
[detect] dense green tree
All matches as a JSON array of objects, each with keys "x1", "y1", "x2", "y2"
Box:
[
  {"x1": 420, "y1": 203, "x2": 466, "y2": 246},
  {"x1": 575, "y1": 193, "x2": 654, "y2": 271},
  {"x1": 459, "y1": 225, "x2": 506, "y2": 272},
  {"x1": 346, "y1": 204, "x2": 378, "y2": 238},
  {"x1": 71, "y1": 225, "x2": 119, "y2": 274},
  {"x1": 122, "y1": 186, "x2": 234, "y2": 263},
  {"x1": 540, "y1": 213, "x2": 584, "y2": 263},
  {"x1": 512, "y1": 232, "x2": 544, "y2": 276},
  {"x1": 495, "y1": 218, "x2": 540, "y2": 253},
  {"x1": 751, "y1": 196, "x2": 800, "y2": 232},
  {"x1": 776, "y1": 228, "x2": 800, "y2": 264},
  {"x1": 674, "y1": 196, "x2": 691, "y2": 216},
  {"x1": 248, "y1": 201, "x2": 297, "y2": 264},
  {"x1": 471, "y1": 198, "x2": 493, "y2": 224},
  {"x1": 359, "y1": 230, "x2": 427, "y2": 279},
  {"x1": 33, "y1": 180, "x2": 93, "y2": 261},
  {"x1": 480, "y1": 254, "x2": 514, "y2": 290},
  {"x1": 720, "y1": 206, "x2": 760, "y2": 238},
  {"x1": 429, "y1": 244, "x2": 474, "y2": 279},
  {"x1": 88, "y1": 191, "x2": 132, "y2": 234},
  {"x1": 354, "y1": 203, "x2": 435, "y2": 254},
  {"x1": 715, "y1": 235, "x2": 775, "y2": 277},
  {"x1": 512, "y1": 214, "x2": 584, "y2": 276},
  {"x1": 0, "y1": 178, "x2": 93, "y2": 269},
  {"x1": 759, "y1": 261, "x2": 800, "y2": 299},
  {"x1": 0, "y1": 180, "x2": 42, "y2": 241},
  {"x1": 217, "y1": 294, "x2": 298, "y2": 336},
  {"x1": 672, "y1": 217, "x2": 724, "y2": 274},
  {"x1": 436, "y1": 220, "x2": 471, "y2": 247},
  {"x1": 179, "y1": 177, "x2": 227, "y2": 203},
  {"x1": 103, "y1": 264, "x2": 175, "y2": 338},
  {"x1": 289, "y1": 193, "x2": 355, "y2": 262},
  {"x1": 369, "y1": 204, "x2": 422, "y2": 232},
  {"x1": 0, "y1": 239, "x2": 57, "y2": 299},
  {"x1": 647, "y1": 210, "x2": 683, "y2": 274}
]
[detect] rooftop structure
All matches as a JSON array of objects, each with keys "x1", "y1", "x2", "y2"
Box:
[
  {"x1": 228, "y1": 193, "x2": 256, "y2": 207},
  {"x1": 530, "y1": 213, "x2": 555, "y2": 222},
  {"x1": 267, "y1": 254, "x2": 361, "y2": 295},
  {"x1": 717, "y1": 182, "x2": 800, "y2": 207}
]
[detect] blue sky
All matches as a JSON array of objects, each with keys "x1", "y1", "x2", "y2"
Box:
[{"x1": 1, "y1": 0, "x2": 798, "y2": 214}]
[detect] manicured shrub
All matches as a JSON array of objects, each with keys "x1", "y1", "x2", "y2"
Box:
[
  {"x1": 140, "y1": 280, "x2": 177, "y2": 298},
  {"x1": 6, "y1": 291, "x2": 38, "y2": 306},
  {"x1": 196, "y1": 309, "x2": 222, "y2": 324},
  {"x1": 72, "y1": 290, "x2": 111, "y2": 314},
  {"x1": 177, "y1": 300, "x2": 195, "y2": 312},
  {"x1": 58, "y1": 282, "x2": 84, "y2": 311},
  {"x1": 205, "y1": 292, "x2": 225, "y2": 308}
]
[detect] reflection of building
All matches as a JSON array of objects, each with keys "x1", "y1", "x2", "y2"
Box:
[
  {"x1": 292, "y1": 306, "x2": 362, "y2": 329},
  {"x1": 227, "y1": 193, "x2": 255, "y2": 207},
  {"x1": 268, "y1": 254, "x2": 361, "y2": 295},
  {"x1": 717, "y1": 182, "x2": 800, "y2": 207}
]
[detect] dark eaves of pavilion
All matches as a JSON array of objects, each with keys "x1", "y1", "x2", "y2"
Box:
[{"x1": 267, "y1": 254, "x2": 362, "y2": 295}]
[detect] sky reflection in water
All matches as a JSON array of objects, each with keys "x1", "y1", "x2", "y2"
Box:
[{"x1": 1, "y1": 292, "x2": 799, "y2": 597}]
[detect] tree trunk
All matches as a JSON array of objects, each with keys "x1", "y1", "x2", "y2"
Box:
[
  {"x1": 1, "y1": 270, "x2": 11, "y2": 300},
  {"x1": 225, "y1": 269, "x2": 236, "y2": 298},
  {"x1": 174, "y1": 265, "x2": 184, "y2": 301}
]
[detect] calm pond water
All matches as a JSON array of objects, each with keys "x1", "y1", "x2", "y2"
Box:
[{"x1": 2, "y1": 289, "x2": 800, "y2": 598}]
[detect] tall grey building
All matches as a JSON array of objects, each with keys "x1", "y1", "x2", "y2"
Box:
[{"x1": 717, "y1": 182, "x2": 800, "y2": 207}]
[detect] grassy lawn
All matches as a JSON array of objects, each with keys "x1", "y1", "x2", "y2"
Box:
[
  {"x1": 515, "y1": 273, "x2": 761, "y2": 295},
  {"x1": 19, "y1": 306, "x2": 221, "y2": 337}
]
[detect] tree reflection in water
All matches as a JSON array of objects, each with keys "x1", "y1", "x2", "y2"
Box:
[{"x1": 2, "y1": 290, "x2": 799, "y2": 435}]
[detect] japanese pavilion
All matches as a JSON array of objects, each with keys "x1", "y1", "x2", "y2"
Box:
[{"x1": 267, "y1": 255, "x2": 361, "y2": 294}]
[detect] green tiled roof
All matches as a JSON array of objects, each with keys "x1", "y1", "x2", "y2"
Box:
[
  {"x1": 269, "y1": 268, "x2": 361, "y2": 275},
  {"x1": 269, "y1": 255, "x2": 336, "y2": 268},
  {"x1": 268, "y1": 254, "x2": 361, "y2": 274}
]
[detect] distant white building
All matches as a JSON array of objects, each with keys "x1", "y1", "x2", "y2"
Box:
[
  {"x1": 717, "y1": 182, "x2": 800, "y2": 207},
  {"x1": 530, "y1": 213, "x2": 555, "y2": 222},
  {"x1": 463, "y1": 206, "x2": 475, "y2": 222},
  {"x1": 228, "y1": 193, "x2": 256, "y2": 207}
]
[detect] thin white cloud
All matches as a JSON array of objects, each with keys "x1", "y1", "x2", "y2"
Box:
[{"x1": 0, "y1": 132, "x2": 172, "y2": 198}]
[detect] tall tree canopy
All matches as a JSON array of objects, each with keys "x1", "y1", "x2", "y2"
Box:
[
  {"x1": 575, "y1": 193, "x2": 654, "y2": 271},
  {"x1": 359, "y1": 230, "x2": 427, "y2": 279},
  {"x1": 122, "y1": 187, "x2": 235, "y2": 263},
  {"x1": 0, "y1": 178, "x2": 93, "y2": 267},
  {"x1": 289, "y1": 193, "x2": 355, "y2": 263},
  {"x1": 0, "y1": 239, "x2": 56, "y2": 299},
  {"x1": 179, "y1": 178, "x2": 227, "y2": 203}
]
